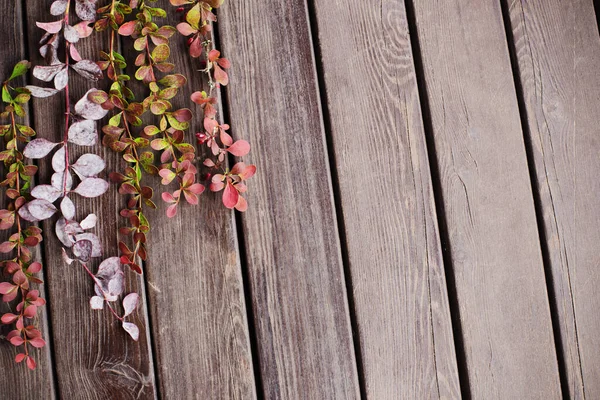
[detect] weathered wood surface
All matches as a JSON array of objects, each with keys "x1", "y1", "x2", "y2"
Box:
[
  {"x1": 25, "y1": 2, "x2": 157, "y2": 399},
  {"x1": 0, "y1": 2, "x2": 56, "y2": 399},
  {"x1": 311, "y1": 0, "x2": 460, "y2": 398},
  {"x1": 411, "y1": 1, "x2": 561, "y2": 397},
  {"x1": 218, "y1": 0, "x2": 361, "y2": 398},
  {"x1": 133, "y1": 8, "x2": 257, "y2": 400},
  {"x1": 507, "y1": 0, "x2": 600, "y2": 397}
]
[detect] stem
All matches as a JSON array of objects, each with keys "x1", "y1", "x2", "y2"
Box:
[
  {"x1": 10, "y1": 111, "x2": 23, "y2": 259},
  {"x1": 81, "y1": 262, "x2": 124, "y2": 322},
  {"x1": 62, "y1": 3, "x2": 71, "y2": 195}
]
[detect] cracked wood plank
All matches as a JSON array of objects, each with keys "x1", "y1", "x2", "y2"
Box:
[
  {"x1": 411, "y1": 0, "x2": 561, "y2": 397},
  {"x1": 0, "y1": 2, "x2": 56, "y2": 398},
  {"x1": 218, "y1": 0, "x2": 361, "y2": 398},
  {"x1": 25, "y1": 1, "x2": 157, "y2": 398},
  {"x1": 507, "y1": 0, "x2": 600, "y2": 397},
  {"x1": 310, "y1": 0, "x2": 460, "y2": 398},
  {"x1": 126, "y1": 7, "x2": 257, "y2": 400}
]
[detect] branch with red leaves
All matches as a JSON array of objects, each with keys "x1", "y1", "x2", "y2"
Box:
[
  {"x1": 171, "y1": 0, "x2": 256, "y2": 211},
  {"x1": 0, "y1": 61, "x2": 47, "y2": 370}
]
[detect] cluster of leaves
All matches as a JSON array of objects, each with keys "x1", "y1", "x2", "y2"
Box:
[
  {"x1": 171, "y1": 0, "x2": 255, "y2": 211},
  {"x1": 0, "y1": 62, "x2": 47, "y2": 370},
  {"x1": 15, "y1": 0, "x2": 141, "y2": 352}
]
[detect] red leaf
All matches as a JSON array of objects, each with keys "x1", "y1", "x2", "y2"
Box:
[
  {"x1": 222, "y1": 182, "x2": 239, "y2": 209},
  {"x1": 118, "y1": 20, "x2": 137, "y2": 36},
  {"x1": 10, "y1": 335, "x2": 24, "y2": 346},
  {"x1": 26, "y1": 356, "x2": 36, "y2": 370},
  {"x1": 166, "y1": 204, "x2": 178, "y2": 218},
  {"x1": 29, "y1": 337, "x2": 46, "y2": 348},
  {"x1": 15, "y1": 353, "x2": 26, "y2": 363},
  {"x1": 213, "y1": 64, "x2": 228, "y2": 86},
  {"x1": 1, "y1": 313, "x2": 18, "y2": 324},
  {"x1": 0, "y1": 282, "x2": 16, "y2": 295},
  {"x1": 227, "y1": 140, "x2": 250, "y2": 157},
  {"x1": 235, "y1": 195, "x2": 248, "y2": 212}
]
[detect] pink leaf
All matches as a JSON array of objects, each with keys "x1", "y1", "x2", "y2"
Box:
[
  {"x1": 73, "y1": 21, "x2": 93, "y2": 38},
  {"x1": 122, "y1": 293, "x2": 139, "y2": 317},
  {"x1": 68, "y1": 119, "x2": 97, "y2": 146},
  {"x1": 29, "y1": 337, "x2": 46, "y2": 348},
  {"x1": 89, "y1": 296, "x2": 104, "y2": 310},
  {"x1": 26, "y1": 356, "x2": 36, "y2": 370},
  {"x1": 166, "y1": 204, "x2": 178, "y2": 218},
  {"x1": 227, "y1": 140, "x2": 250, "y2": 157},
  {"x1": 122, "y1": 322, "x2": 139, "y2": 341},
  {"x1": 0, "y1": 282, "x2": 16, "y2": 294},
  {"x1": 15, "y1": 353, "x2": 26, "y2": 363},
  {"x1": 60, "y1": 196, "x2": 75, "y2": 220},
  {"x1": 23, "y1": 138, "x2": 59, "y2": 159},
  {"x1": 235, "y1": 195, "x2": 248, "y2": 212},
  {"x1": 73, "y1": 178, "x2": 109, "y2": 198},
  {"x1": 75, "y1": 89, "x2": 108, "y2": 120},
  {"x1": 176, "y1": 22, "x2": 196, "y2": 36},
  {"x1": 36, "y1": 20, "x2": 63, "y2": 34},
  {"x1": 222, "y1": 182, "x2": 239, "y2": 209},
  {"x1": 72, "y1": 153, "x2": 105, "y2": 178},
  {"x1": 31, "y1": 185, "x2": 62, "y2": 203},
  {"x1": 118, "y1": 20, "x2": 137, "y2": 36},
  {"x1": 70, "y1": 44, "x2": 83, "y2": 62},
  {"x1": 72, "y1": 61, "x2": 103, "y2": 81},
  {"x1": 25, "y1": 85, "x2": 59, "y2": 98}
]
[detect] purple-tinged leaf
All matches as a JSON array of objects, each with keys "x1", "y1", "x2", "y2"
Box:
[
  {"x1": 75, "y1": 89, "x2": 108, "y2": 120},
  {"x1": 95, "y1": 257, "x2": 124, "y2": 301},
  {"x1": 56, "y1": 218, "x2": 74, "y2": 247},
  {"x1": 24, "y1": 199, "x2": 57, "y2": 221},
  {"x1": 25, "y1": 85, "x2": 59, "y2": 98},
  {"x1": 89, "y1": 296, "x2": 104, "y2": 310},
  {"x1": 31, "y1": 185, "x2": 62, "y2": 203},
  {"x1": 72, "y1": 153, "x2": 105, "y2": 178},
  {"x1": 33, "y1": 64, "x2": 64, "y2": 82},
  {"x1": 70, "y1": 44, "x2": 82, "y2": 62},
  {"x1": 80, "y1": 214, "x2": 97, "y2": 230},
  {"x1": 68, "y1": 119, "x2": 97, "y2": 146},
  {"x1": 52, "y1": 145, "x2": 66, "y2": 172},
  {"x1": 96, "y1": 257, "x2": 121, "y2": 278},
  {"x1": 73, "y1": 239, "x2": 92, "y2": 262},
  {"x1": 51, "y1": 171, "x2": 73, "y2": 191},
  {"x1": 72, "y1": 61, "x2": 102, "y2": 81},
  {"x1": 122, "y1": 293, "x2": 139, "y2": 318},
  {"x1": 50, "y1": 0, "x2": 68, "y2": 15},
  {"x1": 74, "y1": 233, "x2": 101, "y2": 258},
  {"x1": 36, "y1": 20, "x2": 63, "y2": 34},
  {"x1": 18, "y1": 206, "x2": 38, "y2": 222},
  {"x1": 24, "y1": 138, "x2": 59, "y2": 159},
  {"x1": 54, "y1": 67, "x2": 68, "y2": 90},
  {"x1": 60, "y1": 197, "x2": 75, "y2": 220},
  {"x1": 73, "y1": 178, "x2": 109, "y2": 198},
  {"x1": 63, "y1": 24, "x2": 79, "y2": 43},
  {"x1": 75, "y1": 0, "x2": 98, "y2": 21},
  {"x1": 61, "y1": 248, "x2": 74, "y2": 264},
  {"x1": 122, "y1": 322, "x2": 139, "y2": 341}
]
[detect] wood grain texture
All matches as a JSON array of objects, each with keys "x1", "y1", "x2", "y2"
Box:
[
  {"x1": 310, "y1": 0, "x2": 460, "y2": 398},
  {"x1": 0, "y1": 2, "x2": 56, "y2": 399},
  {"x1": 130, "y1": 8, "x2": 257, "y2": 400},
  {"x1": 411, "y1": 1, "x2": 561, "y2": 397},
  {"x1": 507, "y1": 0, "x2": 600, "y2": 397},
  {"x1": 218, "y1": 1, "x2": 361, "y2": 398},
  {"x1": 25, "y1": 2, "x2": 157, "y2": 398}
]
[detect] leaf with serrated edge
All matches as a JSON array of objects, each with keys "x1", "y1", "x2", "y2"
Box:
[
  {"x1": 60, "y1": 197, "x2": 75, "y2": 220},
  {"x1": 122, "y1": 293, "x2": 139, "y2": 317},
  {"x1": 122, "y1": 322, "x2": 139, "y2": 341},
  {"x1": 68, "y1": 119, "x2": 97, "y2": 146},
  {"x1": 73, "y1": 178, "x2": 108, "y2": 198},
  {"x1": 31, "y1": 185, "x2": 62, "y2": 203},
  {"x1": 23, "y1": 138, "x2": 58, "y2": 159},
  {"x1": 72, "y1": 153, "x2": 105, "y2": 178}
]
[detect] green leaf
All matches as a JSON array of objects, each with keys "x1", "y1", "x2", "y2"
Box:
[
  {"x1": 16, "y1": 124, "x2": 35, "y2": 137},
  {"x1": 8, "y1": 61, "x2": 30, "y2": 81},
  {"x1": 152, "y1": 44, "x2": 170, "y2": 63},
  {"x1": 109, "y1": 112, "x2": 122, "y2": 127},
  {"x1": 186, "y1": 4, "x2": 201, "y2": 27},
  {"x1": 2, "y1": 86, "x2": 12, "y2": 103}
]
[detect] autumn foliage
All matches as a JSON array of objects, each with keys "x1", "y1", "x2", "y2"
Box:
[{"x1": 0, "y1": 0, "x2": 254, "y2": 369}]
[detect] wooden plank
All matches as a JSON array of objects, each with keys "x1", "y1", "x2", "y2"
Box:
[
  {"x1": 25, "y1": 2, "x2": 157, "y2": 398},
  {"x1": 507, "y1": 0, "x2": 600, "y2": 397},
  {"x1": 218, "y1": 1, "x2": 362, "y2": 398},
  {"x1": 133, "y1": 8, "x2": 257, "y2": 400},
  {"x1": 310, "y1": 0, "x2": 460, "y2": 398},
  {"x1": 411, "y1": 1, "x2": 562, "y2": 397},
  {"x1": 0, "y1": 1, "x2": 56, "y2": 398}
]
